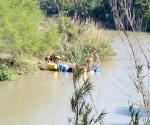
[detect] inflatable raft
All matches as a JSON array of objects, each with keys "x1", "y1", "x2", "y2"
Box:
[
  {"x1": 92, "y1": 64, "x2": 101, "y2": 72},
  {"x1": 83, "y1": 68, "x2": 101, "y2": 73},
  {"x1": 59, "y1": 64, "x2": 73, "y2": 72},
  {"x1": 94, "y1": 68, "x2": 101, "y2": 72},
  {"x1": 47, "y1": 62, "x2": 58, "y2": 71},
  {"x1": 86, "y1": 64, "x2": 101, "y2": 75},
  {"x1": 47, "y1": 63, "x2": 101, "y2": 73}
]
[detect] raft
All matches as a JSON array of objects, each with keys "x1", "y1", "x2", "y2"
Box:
[
  {"x1": 59, "y1": 64, "x2": 73, "y2": 72},
  {"x1": 47, "y1": 62, "x2": 58, "y2": 71},
  {"x1": 47, "y1": 63, "x2": 101, "y2": 73},
  {"x1": 94, "y1": 68, "x2": 101, "y2": 72},
  {"x1": 93, "y1": 64, "x2": 101, "y2": 72}
]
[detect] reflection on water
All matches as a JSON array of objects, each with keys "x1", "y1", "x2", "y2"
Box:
[
  {"x1": 54, "y1": 72, "x2": 58, "y2": 79},
  {"x1": 0, "y1": 30, "x2": 150, "y2": 125}
]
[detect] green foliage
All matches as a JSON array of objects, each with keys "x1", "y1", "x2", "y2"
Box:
[
  {"x1": 73, "y1": 66, "x2": 85, "y2": 85},
  {"x1": 59, "y1": 43, "x2": 89, "y2": 64},
  {"x1": 39, "y1": 0, "x2": 150, "y2": 31},
  {"x1": 130, "y1": 0, "x2": 150, "y2": 31},
  {"x1": 0, "y1": 0, "x2": 63, "y2": 72},
  {"x1": 143, "y1": 12, "x2": 150, "y2": 32},
  {"x1": 0, "y1": 0, "x2": 43, "y2": 57},
  {"x1": 69, "y1": 55, "x2": 107, "y2": 124},
  {"x1": 57, "y1": 15, "x2": 80, "y2": 42},
  {"x1": 56, "y1": 21, "x2": 115, "y2": 64},
  {"x1": 39, "y1": 0, "x2": 100, "y2": 17},
  {"x1": 70, "y1": 76, "x2": 106, "y2": 125},
  {"x1": 129, "y1": 105, "x2": 140, "y2": 125},
  {"x1": 76, "y1": 23, "x2": 115, "y2": 61},
  {"x1": 0, "y1": 65, "x2": 14, "y2": 81},
  {"x1": 134, "y1": 0, "x2": 149, "y2": 17},
  {"x1": 39, "y1": 0, "x2": 115, "y2": 28},
  {"x1": 0, "y1": 0, "x2": 43, "y2": 54},
  {"x1": 35, "y1": 18, "x2": 61, "y2": 57}
]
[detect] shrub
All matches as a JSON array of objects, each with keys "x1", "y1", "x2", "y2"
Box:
[
  {"x1": 57, "y1": 15, "x2": 80, "y2": 42},
  {"x1": 79, "y1": 23, "x2": 116, "y2": 60},
  {"x1": 0, "y1": 65, "x2": 14, "y2": 81},
  {"x1": 56, "y1": 21, "x2": 115, "y2": 64}
]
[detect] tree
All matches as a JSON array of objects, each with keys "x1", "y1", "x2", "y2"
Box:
[
  {"x1": 39, "y1": 0, "x2": 101, "y2": 18},
  {"x1": 0, "y1": 0, "x2": 43, "y2": 58}
]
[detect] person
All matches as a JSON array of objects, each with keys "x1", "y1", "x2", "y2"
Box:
[
  {"x1": 45, "y1": 54, "x2": 56, "y2": 63},
  {"x1": 93, "y1": 51, "x2": 101, "y2": 66},
  {"x1": 50, "y1": 54, "x2": 56, "y2": 62},
  {"x1": 45, "y1": 54, "x2": 61, "y2": 71},
  {"x1": 52, "y1": 56, "x2": 60, "y2": 71},
  {"x1": 93, "y1": 51, "x2": 101, "y2": 65},
  {"x1": 54, "y1": 56, "x2": 61, "y2": 64},
  {"x1": 85, "y1": 57, "x2": 94, "y2": 71},
  {"x1": 45, "y1": 55, "x2": 50, "y2": 63},
  {"x1": 85, "y1": 57, "x2": 100, "y2": 72}
]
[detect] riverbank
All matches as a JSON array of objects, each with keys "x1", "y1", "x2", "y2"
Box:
[
  {"x1": 0, "y1": 31, "x2": 115, "y2": 81},
  {"x1": 0, "y1": 54, "x2": 45, "y2": 79}
]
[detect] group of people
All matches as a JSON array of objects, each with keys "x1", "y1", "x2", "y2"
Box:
[
  {"x1": 45, "y1": 54, "x2": 60, "y2": 65},
  {"x1": 45, "y1": 52, "x2": 101, "y2": 72}
]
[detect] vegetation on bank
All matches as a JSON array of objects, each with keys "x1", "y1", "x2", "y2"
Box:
[
  {"x1": 55, "y1": 17, "x2": 115, "y2": 64},
  {"x1": 0, "y1": 0, "x2": 60, "y2": 80},
  {"x1": 0, "y1": 65, "x2": 14, "y2": 81},
  {"x1": 1, "y1": 0, "x2": 149, "y2": 81},
  {"x1": 39, "y1": 0, "x2": 150, "y2": 32},
  {"x1": 0, "y1": 0, "x2": 115, "y2": 81}
]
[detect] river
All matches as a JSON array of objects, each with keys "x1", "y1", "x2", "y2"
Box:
[{"x1": 0, "y1": 30, "x2": 150, "y2": 125}]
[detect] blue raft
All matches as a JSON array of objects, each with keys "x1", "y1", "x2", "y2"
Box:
[
  {"x1": 59, "y1": 64, "x2": 73, "y2": 72},
  {"x1": 58, "y1": 63, "x2": 101, "y2": 73},
  {"x1": 92, "y1": 64, "x2": 101, "y2": 72}
]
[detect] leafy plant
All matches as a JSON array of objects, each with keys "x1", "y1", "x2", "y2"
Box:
[
  {"x1": 0, "y1": 0, "x2": 44, "y2": 56},
  {"x1": 0, "y1": 65, "x2": 14, "y2": 81},
  {"x1": 56, "y1": 20, "x2": 115, "y2": 64},
  {"x1": 69, "y1": 63, "x2": 106, "y2": 125},
  {"x1": 129, "y1": 105, "x2": 140, "y2": 125}
]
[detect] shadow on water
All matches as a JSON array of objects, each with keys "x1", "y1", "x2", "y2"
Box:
[
  {"x1": 115, "y1": 107, "x2": 148, "y2": 117},
  {"x1": 115, "y1": 107, "x2": 129, "y2": 116}
]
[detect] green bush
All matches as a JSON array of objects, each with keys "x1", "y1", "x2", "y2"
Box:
[
  {"x1": 0, "y1": 0, "x2": 44, "y2": 57},
  {"x1": 79, "y1": 23, "x2": 116, "y2": 60},
  {"x1": 143, "y1": 12, "x2": 150, "y2": 32},
  {"x1": 35, "y1": 18, "x2": 61, "y2": 57},
  {"x1": 55, "y1": 21, "x2": 115, "y2": 64},
  {"x1": 57, "y1": 15, "x2": 80, "y2": 42},
  {"x1": 0, "y1": 65, "x2": 14, "y2": 81}
]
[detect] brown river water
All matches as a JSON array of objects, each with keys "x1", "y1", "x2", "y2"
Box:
[{"x1": 0, "y1": 30, "x2": 150, "y2": 125}]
